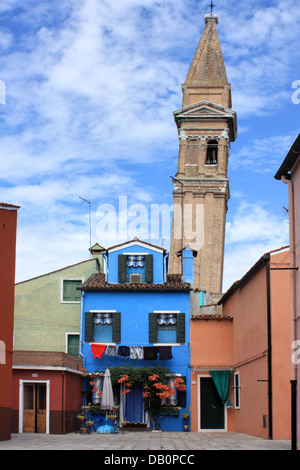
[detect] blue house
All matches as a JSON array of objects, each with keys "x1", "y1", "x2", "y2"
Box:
[{"x1": 79, "y1": 238, "x2": 193, "y2": 431}]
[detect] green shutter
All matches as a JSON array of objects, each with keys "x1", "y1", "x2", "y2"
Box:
[
  {"x1": 63, "y1": 280, "x2": 81, "y2": 301},
  {"x1": 118, "y1": 255, "x2": 127, "y2": 283},
  {"x1": 177, "y1": 376, "x2": 186, "y2": 407},
  {"x1": 176, "y1": 313, "x2": 185, "y2": 344},
  {"x1": 149, "y1": 312, "x2": 158, "y2": 343},
  {"x1": 68, "y1": 335, "x2": 79, "y2": 356},
  {"x1": 145, "y1": 255, "x2": 153, "y2": 283},
  {"x1": 112, "y1": 312, "x2": 121, "y2": 343},
  {"x1": 85, "y1": 312, "x2": 94, "y2": 343}
]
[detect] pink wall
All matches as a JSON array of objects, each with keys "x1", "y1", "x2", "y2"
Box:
[{"x1": 220, "y1": 249, "x2": 290, "y2": 439}]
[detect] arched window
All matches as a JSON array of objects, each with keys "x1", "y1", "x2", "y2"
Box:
[{"x1": 206, "y1": 139, "x2": 218, "y2": 164}]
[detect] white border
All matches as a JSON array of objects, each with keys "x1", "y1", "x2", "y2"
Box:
[
  {"x1": 197, "y1": 374, "x2": 227, "y2": 432},
  {"x1": 19, "y1": 379, "x2": 50, "y2": 434}
]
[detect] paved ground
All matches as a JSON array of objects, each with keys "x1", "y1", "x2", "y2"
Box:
[{"x1": 0, "y1": 431, "x2": 291, "y2": 451}]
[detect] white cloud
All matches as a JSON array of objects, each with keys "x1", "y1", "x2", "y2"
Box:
[
  {"x1": 0, "y1": 0, "x2": 299, "y2": 284},
  {"x1": 223, "y1": 200, "x2": 289, "y2": 291}
]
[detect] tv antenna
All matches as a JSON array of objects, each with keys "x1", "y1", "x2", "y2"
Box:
[{"x1": 79, "y1": 196, "x2": 92, "y2": 257}]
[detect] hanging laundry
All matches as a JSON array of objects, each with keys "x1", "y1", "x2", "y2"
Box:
[
  {"x1": 130, "y1": 346, "x2": 144, "y2": 360},
  {"x1": 143, "y1": 346, "x2": 158, "y2": 360},
  {"x1": 91, "y1": 344, "x2": 106, "y2": 359},
  {"x1": 158, "y1": 346, "x2": 173, "y2": 360},
  {"x1": 117, "y1": 346, "x2": 130, "y2": 357},
  {"x1": 105, "y1": 345, "x2": 118, "y2": 356}
]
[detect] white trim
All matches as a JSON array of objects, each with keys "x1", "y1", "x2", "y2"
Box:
[
  {"x1": 108, "y1": 240, "x2": 164, "y2": 254},
  {"x1": 90, "y1": 310, "x2": 117, "y2": 313},
  {"x1": 197, "y1": 374, "x2": 227, "y2": 432},
  {"x1": 19, "y1": 379, "x2": 50, "y2": 434},
  {"x1": 14, "y1": 365, "x2": 82, "y2": 374},
  {"x1": 65, "y1": 332, "x2": 80, "y2": 354},
  {"x1": 153, "y1": 311, "x2": 181, "y2": 313},
  {"x1": 234, "y1": 371, "x2": 240, "y2": 409}
]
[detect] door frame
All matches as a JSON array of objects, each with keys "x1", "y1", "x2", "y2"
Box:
[
  {"x1": 19, "y1": 380, "x2": 50, "y2": 434},
  {"x1": 197, "y1": 374, "x2": 227, "y2": 432}
]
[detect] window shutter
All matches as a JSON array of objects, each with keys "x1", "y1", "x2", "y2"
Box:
[
  {"x1": 85, "y1": 312, "x2": 94, "y2": 343},
  {"x1": 118, "y1": 255, "x2": 127, "y2": 283},
  {"x1": 177, "y1": 376, "x2": 186, "y2": 407},
  {"x1": 145, "y1": 255, "x2": 153, "y2": 283},
  {"x1": 112, "y1": 312, "x2": 121, "y2": 343},
  {"x1": 149, "y1": 312, "x2": 158, "y2": 343},
  {"x1": 176, "y1": 313, "x2": 185, "y2": 343}
]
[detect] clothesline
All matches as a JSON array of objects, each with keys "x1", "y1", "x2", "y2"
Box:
[{"x1": 91, "y1": 344, "x2": 173, "y2": 361}]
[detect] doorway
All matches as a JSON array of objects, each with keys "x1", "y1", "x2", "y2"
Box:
[
  {"x1": 198, "y1": 376, "x2": 226, "y2": 431},
  {"x1": 20, "y1": 381, "x2": 49, "y2": 433}
]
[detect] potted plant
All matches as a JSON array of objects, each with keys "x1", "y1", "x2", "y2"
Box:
[
  {"x1": 120, "y1": 420, "x2": 129, "y2": 427},
  {"x1": 107, "y1": 414, "x2": 117, "y2": 421},
  {"x1": 181, "y1": 412, "x2": 189, "y2": 421}
]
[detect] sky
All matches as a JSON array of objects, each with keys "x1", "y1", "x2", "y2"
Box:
[{"x1": 0, "y1": 0, "x2": 299, "y2": 292}]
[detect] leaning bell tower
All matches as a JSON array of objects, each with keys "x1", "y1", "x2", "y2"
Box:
[{"x1": 169, "y1": 12, "x2": 237, "y2": 294}]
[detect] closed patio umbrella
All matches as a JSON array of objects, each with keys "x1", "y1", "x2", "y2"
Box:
[
  {"x1": 101, "y1": 368, "x2": 114, "y2": 410},
  {"x1": 97, "y1": 369, "x2": 115, "y2": 434}
]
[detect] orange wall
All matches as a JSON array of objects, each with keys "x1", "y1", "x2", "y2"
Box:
[
  {"x1": 190, "y1": 318, "x2": 233, "y2": 431},
  {"x1": 0, "y1": 207, "x2": 18, "y2": 441}
]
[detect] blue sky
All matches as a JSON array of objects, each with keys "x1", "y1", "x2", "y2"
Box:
[{"x1": 0, "y1": 0, "x2": 299, "y2": 291}]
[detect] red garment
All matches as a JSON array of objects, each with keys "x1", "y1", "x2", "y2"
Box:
[{"x1": 91, "y1": 344, "x2": 106, "y2": 359}]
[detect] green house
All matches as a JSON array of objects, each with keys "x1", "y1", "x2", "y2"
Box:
[{"x1": 14, "y1": 252, "x2": 103, "y2": 355}]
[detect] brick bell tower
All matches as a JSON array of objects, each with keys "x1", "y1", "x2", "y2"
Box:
[{"x1": 169, "y1": 12, "x2": 237, "y2": 294}]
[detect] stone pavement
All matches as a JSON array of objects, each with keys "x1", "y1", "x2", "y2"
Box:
[{"x1": 0, "y1": 431, "x2": 291, "y2": 451}]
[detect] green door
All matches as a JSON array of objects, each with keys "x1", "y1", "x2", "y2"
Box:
[{"x1": 200, "y1": 377, "x2": 225, "y2": 430}]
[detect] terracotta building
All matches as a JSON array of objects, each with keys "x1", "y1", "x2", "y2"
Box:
[
  {"x1": 190, "y1": 247, "x2": 291, "y2": 440},
  {"x1": 0, "y1": 202, "x2": 19, "y2": 441},
  {"x1": 275, "y1": 133, "x2": 300, "y2": 449}
]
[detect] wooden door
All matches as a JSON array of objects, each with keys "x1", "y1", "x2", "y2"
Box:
[
  {"x1": 36, "y1": 384, "x2": 46, "y2": 433},
  {"x1": 23, "y1": 384, "x2": 46, "y2": 433},
  {"x1": 200, "y1": 377, "x2": 224, "y2": 430}
]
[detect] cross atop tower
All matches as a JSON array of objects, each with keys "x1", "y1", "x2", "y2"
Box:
[{"x1": 208, "y1": 1, "x2": 216, "y2": 14}]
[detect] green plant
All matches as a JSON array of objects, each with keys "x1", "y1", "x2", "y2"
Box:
[{"x1": 181, "y1": 413, "x2": 189, "y2": 420}]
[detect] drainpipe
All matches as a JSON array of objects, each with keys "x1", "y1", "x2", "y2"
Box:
[
  {"x1": 263, "y1": 254, "x2": 273, "y2": 440},
  {"x1": 282, "y1": 175, "x2": 297, "y2": 451}
]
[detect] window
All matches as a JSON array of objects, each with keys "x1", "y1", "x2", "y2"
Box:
[
  {"x1": 62, "y1": 279, "x2": 82, "y2": 302},
  {"x1": 94, "y1": 313, "x2": 113, "y2": 343},
  {"x1": 206, "y1": 139, "x2": 218, "y2": 165},
  {"x1": 118, "y1": 254, "x2": 153, "y2": 283},
  {"x1": 234, "y1": 372, "x2": 240, "y2": 409},
  {"x1": 85, "y1": 311, "x2": 121, "y2": 344},
  {"x1": 149, "y1": 312, "x2": 185, "y2": 344},
  {"x1": 157, "y1": 314, "x2": 177, "y2": 344},
  {"x1": 67, "y1": 334, "x2": 79, "y2": 356}
]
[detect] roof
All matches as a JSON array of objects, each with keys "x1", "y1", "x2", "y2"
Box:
[
  {"x1": 106, "y1": 238, "x2": 167, "y2": 254},
  {"x1": 191, "y1": 314, "x2": 233, "y2": 321},
  {"x1": 218, "y1": 246, "x2": 289, "y2": 305},
  {"x1": 183, "y1": 13, "x2": 229, "y2": 88},
  {"x1": 80, "y1": 273, "x2": 191, "y2": 292},
  {"x1": 275, "y1": 133, "x2": 300, "y2": 180},
  {"x1": 0, "y1": 202, "x2": 20, "y2": 210},
  {"x1": 15, "y1": 258, "x2": 100, "y2": 285}
]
